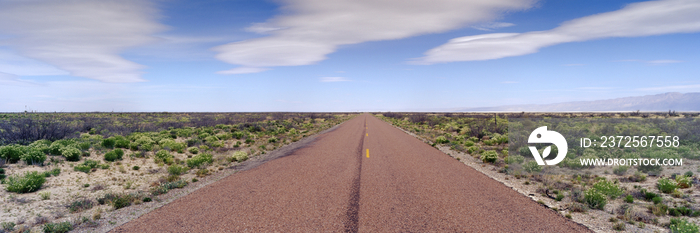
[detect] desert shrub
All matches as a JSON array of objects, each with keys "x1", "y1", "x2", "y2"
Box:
[
  {"x1": 49, "y1": 168, "x2": 61, "y2": 176},
  {"x1": 21, "y1": 147, "x2": 47, "y2": 165},
  {"x1": 650, "y1": 203, "x2": 668, "y2": 216},
  {"x1": 523, "y1": 161, "x2": 542, "y2": 173},
  {"x1": 187, "y1": 153, "x2": 213, "y2": 168},
  {"x1": 232, "y1": 151, "x2": 248, "y2": 162},
  {"x1": 467, "y1": 146, "x2": 479, "y2": 154},
  {"x1": 73, "y1": 165, "x2": 91, "y2": 173},
  {"x1": 676, "y1": 175, "x2": 692, "y2": 189},
  {"x1": 630, "y1": 171, "x2": 647, "y2": 182},
  {"x1": 60, "y1": 146, "x2": 81, "y2": 162},
  {"x1": 435, "y1": 136, "x2": 449, "y2": 144},
  {"x1": 39, "y1": 191, "x2": 51, "y2": 200},
  {"x1": 196, "y1": 168, "x2": 210, "y2": 177},
  {"x1": 669, "y1": 206, "x2": 700, "y2": 217},
  {"x1": 1, "y1": 222, "x2": 15, "y2": 231},
  {"x1": 154, "y1": 150, "x2": 174, "y2": 165},
  {"x1": 611, "y1": 222, "x2": 625, "y2": 231},
  {"x1": 518, "y1": 146, "x2": 532, "y2": 157},
  {"x1": 613, "y1": 166, "x2": 628, "y2": 176},
  {"x1": 112, "y1": 195, "x2": 135, "y2": 209},
  {"x1": 625, "y1": 195, "x2": 634, "y2": 203},
  {"x1": 42, "y1": 221, "x2": 73, "y2": 233},
  {"x1": 507, "y1": 155, "x2": 524, "y2": 164},
  {"x1": 5, "y1": 171, "x2": 46, "y2": 193},
  {"x1": 268, "y1": 137, "x2": 278, "y2": 143},
  {"x1": 480, "y1": 150, "x2": 498, "y2": 163},
  {"x1": 0, "y1": 168, "x2": 5, "y2": 180},
  {"x1": 188, "y1": 147, "x2": 199, "y2": 154},
  {"x1": 168, "y1": 165, "x2": 189, "y2": 176},
  {"x1": 658, "y1": 178, "x2": 678, "y2": 193},
  {"x1": 638, "y1": 163, "x2": 663, "y2": 176},
  {"x1": 115, "y1": 139, "x2": 130, "y2": 148},
  {"x1": 132, "y1": 165, "x2": 140, "y2": 170},
  {"x1": 670, "y1": 218, "x2": 699, "y2": 233},
  {"x1": 464, "y1": 140, "x2": 475, "y2": 147},
  {"x1": 592, "y1": 180, "x2": 623, "y2": 198},
  {"x1": 104, "y1": 149, "x2": 123, "y2": 162},
  {"x1": 68, "y1": 199, "x2": 93, "y2": 213},
  {"x1": 0, "y1": 145, "x2": 25, "y2": 163},
  {"x1": 584, "y1": 188, "x2": 607, "y2": 210},
  {"x1": 569, "y1": 202, "x2": 587, "y2": 212},
  {"x1": 151, "y1": 180, "x2": 188, "y2": 195},
  {"x1": 102, "y1": 137, "x2": 116, "y2": 149}
]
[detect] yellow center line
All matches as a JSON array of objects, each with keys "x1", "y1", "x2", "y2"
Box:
[
  {"x1": 366, "y1": 133, "x2": 368, "y2": 136},
  {"x1": 366, "y1": 149, "x2": 369, "y2": 158}
]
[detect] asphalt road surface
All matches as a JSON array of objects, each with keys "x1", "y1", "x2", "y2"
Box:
[{"x1": 112, "y1": 114, "x2": 590, "y2": 232}]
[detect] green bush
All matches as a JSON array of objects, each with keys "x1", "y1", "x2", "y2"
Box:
[
  {"x1": 464, "y1": 140, "x2": 475, "y2": 147},
  {"x1": 658, "y1": 178, "x2": 678, "y2": 194},
  {"x1": 42, "y1": 221, "x2": 73, "y2": 233},
  {"x1": 507, "y1": 155, "x2": 525, "y2": 164},
  {"x1": 670, "y1": 218, "x2": 699, "y2": 233},
  {"x1": 435, "y1": 136, "x2": 449, "y2": 144},
  {"x1": 676, "y1": 175, "x2": 692, "y2": 189},
  {"x1": 5, "y1": 171, "x2": 46, "y2": 193},
  {"x1": 467, "y1": 146, "x2": 479, "y2": 154},
  {"x1": 1, "y1": 221, "x2": 15, "y2": 232},
  {"x1": 651, "y1": 203, "x2": 668, "y2": 216},
  {"x1": 0, "y1": 168, "x2": 5, "y2": 180},
  {"x1": 592, "y1": 180, "x2": 623, "y2": 198},
  {"x1": 60, "y1": 146, "x2": 81, "y2": 162},
  {"x1": 168, "y1": 165, "x2": 189, "y2": 176},
  {"x1": 186, "y1": 153, "x2": 213, "y2": 168},
  {"x1": 188, "y1": 147, "x2": 199, "y2": 154},
  {"x1": 268, "y1": 137, "x2": 278, "y2": 143},
  {"x1": 21, "y1": 147, "x2": 47, "y2": 165},
  {"x1": 74, "y1": 165, "x2": 91, "y2": 173},
  {"x1": 584, "y1": 188, "x2": 607, "y2": 210},
  {"x1": 669, "y1": 206, "x2": 700, "y2": 217},
  {"x1": 115, "y1": 139, "x2": 130, "y2": 148},
  {"x1": 77, "y1": 142, "x2": 90, "y2": 151},
  {"x1": 612, "y1": 166, "x2": 628, "y2": 176},
  {"x1": 480, "y1": 150, "x2": 498, "y2": 163},
  {"x1": 523, "y1": 161, "x2": 542, "y2": 173},
  {"x1": 232, "y1": 151, "x2": 248, "y2": 162},
  {"x1": 154, "y1": 150, "x2": 174, "y2": 164},
  {"x1": 624, "y1": 195, "x2": 634, "y2": 203},
  {"x1": 151, "y1": 180, "x2": 188, "y2": 196},
  {"x1": 102, "y1": 137, "x2": 116, "y2": 149},
  {"x1": 104, "y1": 149, "x2": 123, "y2": 162},
  {"x1": 68, "y1": 199, "x2": 93, "y2": 213},
  {"x1": 0, "y1": 145, "x2": 25, "y2": 163},
  {"x1": 48, "y1": 168, "x2": 61, "y2": 177}
]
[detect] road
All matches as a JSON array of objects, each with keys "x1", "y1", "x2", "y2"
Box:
[{"x1": 112, "y1": 114, "x2": 589, "y2": 232}]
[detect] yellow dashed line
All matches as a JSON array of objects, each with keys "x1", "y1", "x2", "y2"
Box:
[{"x1": 366, "y1": 149, "x2": 369, "y2": 158}]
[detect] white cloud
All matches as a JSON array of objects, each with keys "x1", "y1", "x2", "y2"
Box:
[
  {"x1": 213, "y1": 0, "x2": 536, "y2": 72},
  {"x1": 418, "y1": 0, "x2": 700, "y2": 64},
  {"x1": 646, "y1": 59, "x2": 683, "y2": 64},
  {"x1": 472, "y1": 22, "x2": 515, "y2": 31},
  {"x1": 320, "y1": 77, "x2": 351, "y2": 82},
  {"x1": 0, "y1": 0, "x2": 166, "y2": 82},
  {"x1": 217, "y1": 67, "x2": 270, "y2": 74}
]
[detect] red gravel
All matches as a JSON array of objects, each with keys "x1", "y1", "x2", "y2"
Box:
[{"x1": 112, "y1": 114, "x2": 590, "y2": 232}]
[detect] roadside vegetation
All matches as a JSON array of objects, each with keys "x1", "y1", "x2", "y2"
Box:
[
  {"x1": 377, "y1": 112, "x2": 700, "y2": 232},
  {"x1": 0, "y1": 112, "x2": 354, "y2": 232}
]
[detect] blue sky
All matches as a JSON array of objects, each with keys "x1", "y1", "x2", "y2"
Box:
[{"x1": 0, "y1": 0, "x2": 699, "y2": 112}]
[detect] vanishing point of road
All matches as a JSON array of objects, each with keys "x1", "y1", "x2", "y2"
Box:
[{"x1": 112, "y1": 114, "x2": 590, "y2": 232}]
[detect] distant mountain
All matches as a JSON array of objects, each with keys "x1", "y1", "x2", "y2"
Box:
[{"x1": 460, "y1": 92, "x2": 700, "y2": 112}]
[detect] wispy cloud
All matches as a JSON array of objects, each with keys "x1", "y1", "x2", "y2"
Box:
[
  {"x1": 217, "y1": 67, "x2": 269, "y2": 74},
  {"x1": 472, "y1": 22, "x2": 515, "y2": 31},
  {"x1": 614, "y1": 59, "x2": 683, "y2": 65},
  {"x1": 417, "y1": 0, "x2": 700, "y2": 64},
  {"x1": 577, "y1": 87, "x2": 613, "y2": 90},
  {"x1": 0, "y1": 0, "x2": 166, "y2": 82},
  {"x1": 213, "y1": 0, "x2": 536, "y2": 73},
  {"x1": 637, "y1": 84, "x2": 700, "y2": 91},
  {"x1": 320, "y1": 77, "x2": 351, "y2": 82}
]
